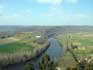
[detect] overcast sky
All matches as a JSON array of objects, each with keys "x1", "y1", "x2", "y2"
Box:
[{"x1": 0, "y1": 0, "x2": 92, "y2": 25}]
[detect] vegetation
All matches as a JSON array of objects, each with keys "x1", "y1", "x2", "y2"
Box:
[
  {"x1": 39, "y1": 54, "x2": 57, "y2": 70},
  {"x1": 24, "y1": 54, "x2": 57, "y2": 70},
  {"x1": 0, "y1": 42, "x2": 33, "y2": 53},
  {"x1": 57, "y1": 32, "x2": 93, "y2": 70},
  {"x1": 0, "y1": 32, "x2": 48, "y2": 66},
  {"x1": 24, "y1": 63, "x2": 34, "y2": 70},
  {"x1": 57, "y1": 32, "x2": 93, "y2": 57},
  {"x1": 1, "y1": 26, "x2": 93, "y2": 70}
]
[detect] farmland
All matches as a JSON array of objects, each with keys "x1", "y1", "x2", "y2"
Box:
[
  {"x1": 1, "y1": 26, "x2": 93, "y2": 70},
  {"x1": 0, "y1": 41, "x2": 33, "y2": 53},
  {"x1": 0, "y1": 32, "x2": 48, "y2": 65},
  {"x1": 57, "y1": 32, "x2": 93, "y2": 69}
]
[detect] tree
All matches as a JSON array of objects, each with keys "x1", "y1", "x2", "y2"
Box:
[
  {"x1": 39, "y1": 54, "x2": 57, "y2": 70},
  {"x1": 24, "y1": 63, "x2": 34, "y2": 70}
]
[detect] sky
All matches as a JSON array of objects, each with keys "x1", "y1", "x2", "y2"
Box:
[{"x1": 0, "y1": 0, "x2": 92, "y2": 25}]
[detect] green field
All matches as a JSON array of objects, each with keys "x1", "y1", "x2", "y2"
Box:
[
  {"x1": 57, "y1": 32, "x2": 93, "y2": 69},
  {"x1": 58, "y1": 32, "x2": 93, "y2": 47},
  {"x1": 0, "y1": 32, "x2": 47, "y2": 65},
  {"x1": 58, "y1": 32, "x2": 93, "y2": 55},
  {"x1": 0, "y1": 41, "x2": 33, "y2": 53}
]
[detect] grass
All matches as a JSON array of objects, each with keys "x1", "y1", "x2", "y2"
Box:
[
  {"x1": 57, "y1": 33, "x2": 93, "y2": 56},
  {"x1": 57, "y1": 32, "x2": 93, "y2": 69},
  {"x1": 70, "y1": 34, "x2": 93, "y2": 47},
  {"x1": 0, "y1": 32, "x2": 48, "y2": 65},
  {"x1": 0, "y1": 41, "x2": 34, "y2": 65},
  {"x1": 0, "y1": 41, "x2": 33, "y2": 53},
  {"x1": 57, "y1": 32, "x2": 93, "y2": 47}
]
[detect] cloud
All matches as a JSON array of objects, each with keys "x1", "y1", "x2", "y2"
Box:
[
  {"x1": 75, "y1": 14, "x2": 87, "y2": 18},
  {"x1": 19, "y1": 9, "x2": 32, "y2": 16},
  {"x1": 36, "y1": 0, "x2": 78, "y2": 5},
  {"x1": 36, "y1": 0, "x2": 63, "y2": 6},
  {"x1": 0, "y1": 5, "x2": 3, "y2": 9},
  {"x1": 0, "y1": 5, "x2": 4, "y2": 16},
  {"x1": 0, "y1": 10, "x2": 32, "y2": 19},
  {"x1": 66, "y1": 0, "x2": 78, "y2": 4},
  {"x1": 41, "y1": 7, "x2": 64, "y2": 17},
  {"x1": 10, "y1": 9, "x2": 32, "y2": 17},
  {"x1": 40, "y1": 7, "x2": 88, "y2": 22}
]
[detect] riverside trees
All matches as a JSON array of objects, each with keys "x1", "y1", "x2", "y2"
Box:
[
  {"x1": 24, "y1": 54, "x2": 57, "y2": 70},
  {"x1": 39, "y1": 54, "x2": 57, "y2": 70}
]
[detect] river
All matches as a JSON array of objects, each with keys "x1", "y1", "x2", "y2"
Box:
[
  {"x1": 2, "y1": 38, "x2": 63, "y2": 70},
  {"x1": 47, "y1": 38, "x2": 63, "y2": 60}
]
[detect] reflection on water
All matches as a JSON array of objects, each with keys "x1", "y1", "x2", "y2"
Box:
[{"x1": 47, "y1": 38, "x2": 63, "y2": 60}]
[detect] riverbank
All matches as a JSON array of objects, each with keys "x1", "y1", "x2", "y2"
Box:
[
  {"x1": 3, "y1": 37, "x2": 63, "y2": 70},
  {"x1": 0, "y1": 32, "x2": 49, "y2": 67},
  {"x1": 0, "y1": 42, "x2": 50, "y2": 70},
  {"x1": 56, "y1": 33, "x2": 93, "y2": 69}
]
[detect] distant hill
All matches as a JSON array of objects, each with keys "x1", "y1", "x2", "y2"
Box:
[{"x1": 0, "y1": 25, "x2": 93, "y2": 35}]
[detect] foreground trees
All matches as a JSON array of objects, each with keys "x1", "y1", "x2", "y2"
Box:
[
  {"x1": 24, "y1": 63, "x2": 34, "y2": 70},
  {"x1": 24, "y1": 54, "x2": 57, "y2": 70},
  {"x1": 39, "y1": 54, "x2": 57, "y2": 70}
]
